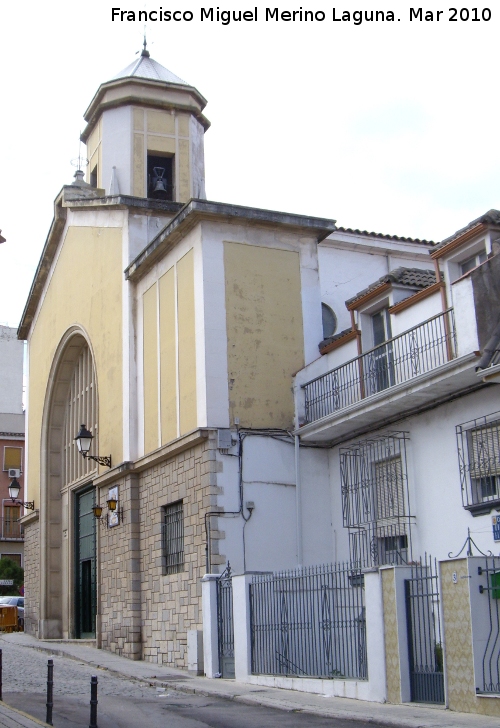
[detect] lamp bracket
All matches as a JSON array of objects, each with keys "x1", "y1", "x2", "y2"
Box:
[
  {"x1": 11, "y1": 499, "x2": 35, "y2": 511},
  {"x1": 84, "y1": 454, "x2": 112, "y2": 468}
]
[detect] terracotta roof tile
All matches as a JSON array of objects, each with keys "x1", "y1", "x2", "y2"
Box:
[
  {"x1": 434, "y1": 209, "x2": 500, "y2": 250},
  {"x1": 346, "y1": 267, "x2": 439, "y2": 307},
  {"x1": 334, "y1": 227, "x2": 434, "y2": 246}
]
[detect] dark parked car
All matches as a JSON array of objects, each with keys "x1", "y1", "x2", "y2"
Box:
[{"x1": 0, "y1": 596, "x2": 24, "y2": 628}]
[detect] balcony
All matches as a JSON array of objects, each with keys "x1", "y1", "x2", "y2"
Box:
[
  {"x1": 0, "y1": 519, "x2": 24, "y2": 541},
  {"x1": 298, "y1": 309, "x2": 481, "y2": 443}
]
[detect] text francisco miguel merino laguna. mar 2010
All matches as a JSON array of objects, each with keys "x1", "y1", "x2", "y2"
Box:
[{"x1": 111, "y1": 7, "x2": 493, "y2": 25}]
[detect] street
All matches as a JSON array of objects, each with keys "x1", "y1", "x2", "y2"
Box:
[{"x1": 0, "y1": 636, "x2": 381, "y2": 728}]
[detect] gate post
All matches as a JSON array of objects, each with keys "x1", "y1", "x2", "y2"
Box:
[
  {"x1": 440, "y1": 556, "x2": 500, "y2": 716},
  {"x1": 202, "y1": 574, "x2": 220, "y2": 678},
  {"x1": 380, "y1": 565, "x2": 413, "y2": 703},
  {"x1": 232, "y1": 574, "x2": 252, "y2": 682},
  {"x1": 363, "y1": 569, "x2": 387, "y2": 702}
]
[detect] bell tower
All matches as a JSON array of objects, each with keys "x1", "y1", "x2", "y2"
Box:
[{"x1": 80, "y1": 45, "x2": 209, "y2": 202}]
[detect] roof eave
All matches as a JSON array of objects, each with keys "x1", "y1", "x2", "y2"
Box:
[
  {"x1": 125, "y1": 199, "x2": 337, "y2": 282},
  {"x1": 17, "y1": 192, "x2": 183, "y2": 340},
  {"x1": 18, "y1": 190, "x2": 67, "y2": 340},
  {"x1": 430, "y1": 222, "x2": 490, "y2": 259},
  {"x1": 81, "y1": 77, "x2": 209, "y2": 142}
]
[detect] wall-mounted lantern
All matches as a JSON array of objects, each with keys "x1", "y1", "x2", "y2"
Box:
[
  {"x1": 8, "y1": 477, "x2": 35, "y2": 510},
  {"x1": 93, "y1": 487, "x2": 122, "y2": 525},
  {"x1": 74, "y1": 424, "x2": 111, "y2": 468}
]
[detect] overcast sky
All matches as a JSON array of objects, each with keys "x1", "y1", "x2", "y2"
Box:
[{"x1": 1, "y1": 1, "x2": 499, "y2": 328}]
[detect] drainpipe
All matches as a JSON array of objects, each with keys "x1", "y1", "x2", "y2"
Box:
[{"x1": 295, "y1": 435, "x2": 303, "y2": 567}]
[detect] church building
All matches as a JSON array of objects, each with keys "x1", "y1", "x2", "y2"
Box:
[{"x1": 18, "y1": 47, "x2": 338, "y2": 662}]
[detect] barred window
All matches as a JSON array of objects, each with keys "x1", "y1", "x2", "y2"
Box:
[
  {"x1": 162, "y1": 501, "x2": 184, "y2": 574},
  {"x1": 340, "y1": 432, "x2": 412, "y2": 568},
  {"x1": 457, "y1": 413, "x2": 500, "y2": 514}
]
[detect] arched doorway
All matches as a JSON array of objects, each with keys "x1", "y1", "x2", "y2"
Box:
[{"x1": 40, "y1": 330, "x2": 99, "y2": 639}]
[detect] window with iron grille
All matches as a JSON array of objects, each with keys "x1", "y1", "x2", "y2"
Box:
[
  {"x1": 340, "y1": 432, "x2": 413, "y2": 568},
  {"x1": 162, "y1": 501, "x2": 184, "y2": 574},
  {"x1": 456, "y1": 412, "x2": 500, "y2": 515}
]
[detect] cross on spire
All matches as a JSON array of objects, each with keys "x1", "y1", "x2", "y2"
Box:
[{"x1": 141, "y1": 31, "x2": 150, "y2": 57}]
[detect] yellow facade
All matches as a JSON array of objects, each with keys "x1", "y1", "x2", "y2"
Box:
[
  {"x1": 177, "y1": 250, "x2": 197, "y2": 434},
  {"x1": 224, "y1": 242, "x2": 304, "y2": 428},
  {"x1": 159, "y1": 267, "x2": 177, "y2": 444},
  {"x1": 143, "y1": 282, "x2": 159, "y2": 453},
  {"x1": 147, "y1": 109, "x2": 176, "y2": 136},
  {"x1": 132, "y1": 108, "x2": 191, "y2": 202},
  {"x1": 27, "y1": 226, "x2": 123, "y2": 504},
  {"x1": 133, "y1": 133, "x2": 145, "y2": 197},
  {"x1": 87, "y1": 119, "x2": 102, "y2": 188},
  {"x1": 142, "y1": 249, "x2": 197, "y2": 451}
]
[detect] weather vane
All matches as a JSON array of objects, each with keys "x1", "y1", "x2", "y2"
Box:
[{"x1": 70, "y1": 133, "x2": 89, "y2": 173}]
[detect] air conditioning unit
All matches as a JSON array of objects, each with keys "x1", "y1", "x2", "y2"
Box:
[{"x1": 8, "y1": 469, "x2": 21, "y2": 478}]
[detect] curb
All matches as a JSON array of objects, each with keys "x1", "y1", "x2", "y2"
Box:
[{"x1": 2, "y1": 641, "x2": 403, "y2": 726}]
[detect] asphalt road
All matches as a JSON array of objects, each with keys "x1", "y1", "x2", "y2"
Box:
[{"x1": 0, "y1": 637, "x2": 385, "y2": 728}]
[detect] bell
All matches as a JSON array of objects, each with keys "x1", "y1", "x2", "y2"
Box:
[{"x1": 152, "y1": 166, "x2": 167, "y2": 194}]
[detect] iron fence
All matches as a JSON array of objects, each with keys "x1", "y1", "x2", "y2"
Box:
[
  {"x1": 250, "y1": 562, "x2": 367, "y2": 680},
  {"x1": 477, "y1": 556, "x2": 500, "y2": 694},
  {"x1": 303, "y1": 309, "x2": 456, "y2": 424}
]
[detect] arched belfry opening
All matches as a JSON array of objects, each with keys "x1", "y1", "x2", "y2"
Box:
[{"x1": 41, "y1": 331, "x2": 99, "y2": 639}]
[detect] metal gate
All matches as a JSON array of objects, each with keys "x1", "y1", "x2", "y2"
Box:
[
  {"x1": 217, "y1": 563, "x2": 234, "y2": 678},
  {"x1": 478, "y1": 555, "x2": 500, "y2": 694},
  {"x1": 405, "y1": 555, "x2": 444, "y2": 704}
]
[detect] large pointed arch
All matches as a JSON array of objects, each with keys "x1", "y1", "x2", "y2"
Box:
[{"x1": 39, "y1": 326, "x2": 99, "y2": 638}]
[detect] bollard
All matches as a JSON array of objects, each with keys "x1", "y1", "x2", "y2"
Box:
[
  {"x1": 0, "y1": 648, "x2": 2, "y2": 701},
  {"x1": 46, "y1": 659, "x2": 54, "y2": 726},
  {"x1": 89, "y1": 675, "x2": 98, "y2": 728}
]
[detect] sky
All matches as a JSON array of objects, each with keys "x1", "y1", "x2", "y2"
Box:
[{"x1": 1, "y1": 0, "x2": 499, "y2": 329}]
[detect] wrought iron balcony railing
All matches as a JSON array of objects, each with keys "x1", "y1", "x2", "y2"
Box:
[
  {"x1": 303, "y1": 309, "x2": 456, "y2": 424},
  {"x1": 0, "y1": 518, "x2": 24, "y2": 540}
]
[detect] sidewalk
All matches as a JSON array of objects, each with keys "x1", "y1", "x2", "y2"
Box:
[
  {"x1": 0, "y1": 700, "x2": 50, "y2": 728},
  {"x1": 2, "y1": 632, "x2": 498, "y2": 728}
]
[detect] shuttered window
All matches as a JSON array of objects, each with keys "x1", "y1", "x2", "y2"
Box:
[
  {"x1": 468, "y1": 425, "x2": 500, "y2": 478},
  {"x1": 3, "y1": 447, "x2": 22, "y2": 471},
  {"x1": 468, "y1": 423, "x2": 500, "y2": 501},
  {"x1": 4, "y1": 506, "x2": 21, "y2": 538},
  {"x1": 374, "y1": 456, "x2": 405, "y2": 522}
]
